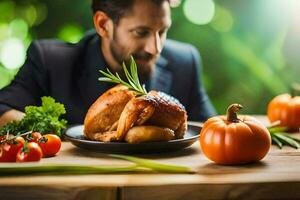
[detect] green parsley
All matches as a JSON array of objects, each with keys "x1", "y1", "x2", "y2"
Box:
[{"x1": 0, "y1": 96, "x2": 67, "y2": 137}]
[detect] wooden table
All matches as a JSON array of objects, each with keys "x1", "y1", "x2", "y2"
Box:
[{"x1": 0, "y1": 116, "x2": 300, "y2": 200}]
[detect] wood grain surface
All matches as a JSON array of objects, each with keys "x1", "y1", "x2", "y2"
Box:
[{"x1": 0, "y1": 116, "x2": 299, "y2": 200}]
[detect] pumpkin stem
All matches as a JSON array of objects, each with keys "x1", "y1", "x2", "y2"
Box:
[
  {"x1": 227, "y1": 104, "x2": 243, "y2": 123},
  {"x1": 290, "y1": 83, "x2": 300, "y2": 97}
]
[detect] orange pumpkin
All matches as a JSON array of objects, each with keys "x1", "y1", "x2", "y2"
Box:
[
  {"x1": 267, "y1": 93, "x2": 300, "y2": 131},
  {"x1": 200, "y1": 104, "x2": 271, "y2": 165}
]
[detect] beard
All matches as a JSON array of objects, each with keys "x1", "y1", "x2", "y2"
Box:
[{"x1": 109, "y1": 34, "x2": 158, "y2": 83}]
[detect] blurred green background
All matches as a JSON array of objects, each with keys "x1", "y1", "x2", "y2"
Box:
[{"x1": 0, "y1": 0, "x2": 299, "y2": 115}]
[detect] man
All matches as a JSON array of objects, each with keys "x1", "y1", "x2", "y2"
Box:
[{"x1": 0, "y1": 0, "x2": 216, "y2": 127}]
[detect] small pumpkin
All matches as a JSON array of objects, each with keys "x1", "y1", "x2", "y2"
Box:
[
  {"x1": 200, "y1": 104, "x2": 271, "y2": 165},
  {"x1": 267, "y1": 85, "x2": 300, "y2": 131}
]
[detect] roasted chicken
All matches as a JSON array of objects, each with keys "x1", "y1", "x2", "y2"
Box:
[{"x1": 84, "y1": 85, "x2": 187, "y2": 143}]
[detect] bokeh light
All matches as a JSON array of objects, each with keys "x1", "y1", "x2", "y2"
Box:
[
  {"x1": 0, "y1": 38, "x2": 26, "y2": 70},
  {"x1": 34, "y1": 3, "x2": 47, "y2": 26},
  {"x1": 57, "y1": 24, "x2": 84, "y2": 43},
  {"x1": 0, "y1": 1, "x2": 15, "y2": 22},
  {"x1": 183, "y1": 0, "x2": 215, "y2": 25},
  {"x1": 170, "y1": 0, "x2": 181, "y2": 8},
  {"x1": 24, "y1": 5, "x2": 37, "y2": 27},
  {"x1": 211, "y1": 5, "x2": 234, "y2": 32},
  {"x1": 0, "y1": 0, "x2": 299, "y2": 114},
  {"x1": 0, "y1": 23, "x2": 9, "y2": 40},
  {"x1": 9, "y1": 18, "x2": 28, "y2": 39}
]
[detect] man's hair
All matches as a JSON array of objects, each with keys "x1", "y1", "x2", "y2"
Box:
[{"x1": 92, "y1": 0, "x2": 169, "y2": 24}]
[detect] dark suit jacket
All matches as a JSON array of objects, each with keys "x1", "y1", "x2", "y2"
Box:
[{"x1": 0, "y1": 31, "x2": 216, "y2": 124}]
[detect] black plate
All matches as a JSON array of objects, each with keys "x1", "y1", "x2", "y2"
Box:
[{"x1": 64, "y1": 123, "x2": 202, "y2": 154}]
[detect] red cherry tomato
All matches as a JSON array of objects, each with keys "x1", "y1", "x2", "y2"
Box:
[
  {"x1": 0, "y1": 136, "x2": 25, "y2": 162},
  {"x1": 38, "y1": 134, "x2": 61, "y2": 157},
  {"x1": 8, "y1": 137, "x2": 26, "y2": 159},
  {"x1": 0, "y1": 143, "x2": 13, "y2": 162},
  {"x1": 0, "y1": 135, "x2": 13, "y2": 162},
  {"x1": 26, "y1": 132, "x2": 42, "y2": 142},
  {"x1": 16, "y1": 142, "x2": 43, "y2": 162}
]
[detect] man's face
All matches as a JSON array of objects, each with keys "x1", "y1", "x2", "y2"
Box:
[{"x1": 107, "y1": 0, "x2": 171, "y2": 79}]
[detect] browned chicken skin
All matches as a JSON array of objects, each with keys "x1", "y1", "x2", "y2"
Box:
[
  {"x1": 83, "y1": 85, "x2": 136, "y2": 141},
  {"x1": 84, "y1": 85, "x2": 187, "y2": 143}
]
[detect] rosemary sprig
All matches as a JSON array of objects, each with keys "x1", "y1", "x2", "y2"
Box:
[
  {"x1": 268, "y1": 126, "x2": 300, "y2": 149},
  {"x1": 98, "y1": 56, "x2": 147, "y2": 95}
]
